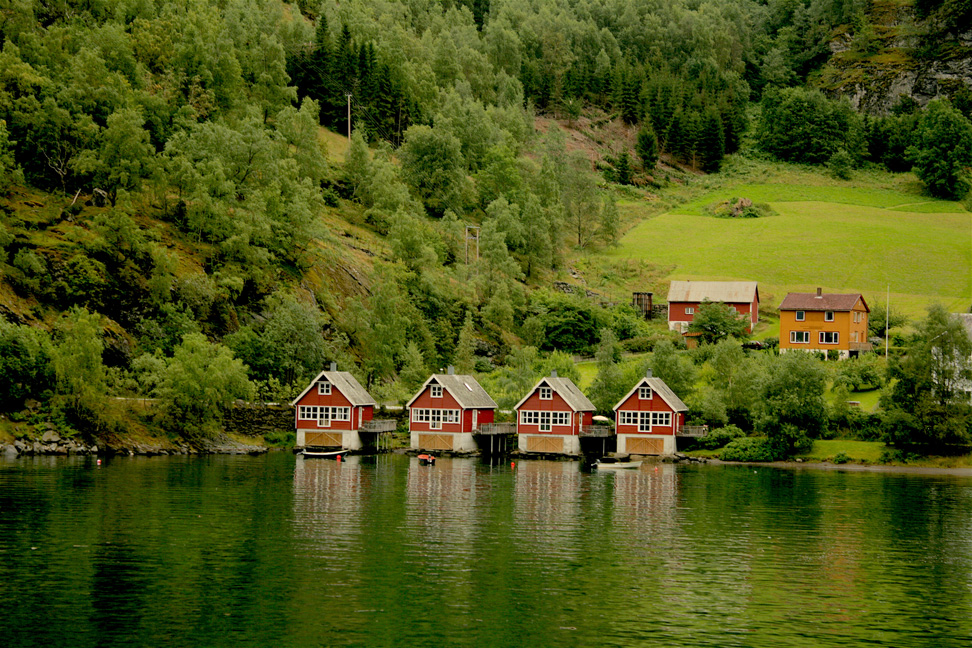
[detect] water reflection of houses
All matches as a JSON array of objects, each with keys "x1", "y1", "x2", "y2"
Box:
[
  {"x1": 292, "y1": 455, "x2": 369, "y2": 555},
  {"x1": 609, "y1": 464, "x2": 679, "y2": 533},
  {"x1": 404, "y1": 457, "x2": 479, "y2": 551},
  {"x1": 513, "y1": 461, "x2": 583, "y2": 556}
]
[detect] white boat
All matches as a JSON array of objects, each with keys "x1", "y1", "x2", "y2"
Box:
[
  {"x1": 301, "y1": 449, "x2": 347, "y2": 458},
  {"x1": 594, "y1": 460, "x2": 643, "y2": 470}
]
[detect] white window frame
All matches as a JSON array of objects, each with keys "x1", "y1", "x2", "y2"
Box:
[
  {"x1": 521, "y1": 410, "x2": 539, "y2": 425},
  {"x1": 539, "y1": 386, "x2": 553, "y2": 400},
  {"x1": 319, "y1": 407, "x2": 332, "y2": 427},
  {"x1": 819, "y1": 331, "x2": 839, "y2": 345},
  {"x1": 685, "y1": 307, "x2": 694, "y2": 315},
  {"x1": 795, "y1": 311, "x2": 805, "y2": 322},
  {"x1": 317, "y1": 381, "x2": 331, "y2": 395},
  {"x1": 551, "y1": 412, "x2": 570, "y2": 426},
  {"x1": 639, "y1": 412, "x2": 651, "y2": 432},
  {"x1": 539, "y1": 412, "x2": 552, "y2": 432},
  {"x1": 790, "y1": 331, "x2": 810, "y2": 344},
  {"x1": 299, "y1": 406, "x2": 318, "y2": 421},
  {"x1": 638, "y1": 386, "x2": 652, "y2": 400},
  {"x1": 431, "y1": 385, "x2": 443, "y2": 398},
  {"x1": 412, "y1": 408, "x2": 430, "y2": 423},
  {"x1": 619, "y1": 411, "x2": 637, "y2": 426},
  {"x1": 825, "y1": 311, "x2": 835, "y2": 322},
  {"x1": 430, "y1": 409, "x2": 442, "y2": 430},
  {"x1": 651, "y1": 412, "x2": 671, "y2": 428}
]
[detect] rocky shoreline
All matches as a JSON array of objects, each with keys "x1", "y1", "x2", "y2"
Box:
[{"x1": 1, "y1": 429, "x2": 271, "y2": 458}]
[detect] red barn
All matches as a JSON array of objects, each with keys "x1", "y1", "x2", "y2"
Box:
[
  {"x1": 291, "y1": 364, "x2": 377, "y2": 450},
  {"x1": 515, "y1": 373, "x2": 595, "y2": 455},
  {"x1": 613, "y1": 372, "x2": 688, "y2": 455},
  {"x1": 407, "y1": 369, "x2": 497, "y2": 452},
  {"x1": 667, "y1": 280, "x2": 759, "y2": 333}
]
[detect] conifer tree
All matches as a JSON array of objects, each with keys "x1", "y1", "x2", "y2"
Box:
[{"x1": 635, "y1": 122, "x2": 659, "y2": 170}]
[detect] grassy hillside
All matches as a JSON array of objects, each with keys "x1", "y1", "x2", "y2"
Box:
[{"x1": 596, "y1": 161, "x2": 971, "y2": 316}]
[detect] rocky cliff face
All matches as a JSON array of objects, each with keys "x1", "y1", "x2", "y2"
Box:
[{"x1": 821, "y1": 4, "x2": 972, "y2": 115}]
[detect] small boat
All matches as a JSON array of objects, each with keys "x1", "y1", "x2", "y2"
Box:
[
  {"x1": 301, "y1": 448, "x2": 347, "y2": 458},
  {"x1": 594, "y1": 460, "x2": 642, "y2": 470},
  {"x1": 417, "y1": 454, "x2": 435, "y2": 466}
]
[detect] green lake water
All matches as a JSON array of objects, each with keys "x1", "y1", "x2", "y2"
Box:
[{"x1": 1, "y1": 453, "x2": 971, "y2": 647}]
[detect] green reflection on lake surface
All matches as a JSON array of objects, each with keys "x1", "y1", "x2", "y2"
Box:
[{"x1": 1, "y1": 453, "x2": 970, "y2": 647}]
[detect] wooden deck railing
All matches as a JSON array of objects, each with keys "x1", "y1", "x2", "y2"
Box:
[
  {"x1": 677, "y1": 425, "x2": 708, "y2": 438},
  {"x1": 359, "y1": 419, "x2": 397, "y2": 433},
  {"x1": 579, "y1": 424, "x2": 614, "y2": 438},
  {"x1": 474, "y1": 422, "x2": 517, "y2": 436}
]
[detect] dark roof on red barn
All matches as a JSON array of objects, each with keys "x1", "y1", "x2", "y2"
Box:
[{"x1": 779, "y1": 293, "x2": 868, "y2": 312}]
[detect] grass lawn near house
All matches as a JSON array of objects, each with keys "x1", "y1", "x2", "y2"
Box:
[
  {"x1": 796, "y1": 439, "x2": 887, "y2": 463},
  {"x1": 606, "y1": 182, "x2": 970, "y2": 317}
]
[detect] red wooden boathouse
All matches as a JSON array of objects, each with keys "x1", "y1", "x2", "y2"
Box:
[{"x1": 514, "y1": 372, "x2": 595, "y2": 455}]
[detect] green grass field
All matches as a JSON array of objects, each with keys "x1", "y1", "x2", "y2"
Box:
[
  {"x1": 605, "y1": 178, "x2": 971, "y2": 316},
  {"x1": 796, "y1": 440, "x2": 887, "y2": 463}
]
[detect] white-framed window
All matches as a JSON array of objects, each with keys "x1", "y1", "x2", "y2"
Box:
[
  {"x1": 790, "y1": 331, "x2": 810, "y2": 344},
  {"x1": 685, "y1": 307, "x2": 694, "y2": 315},
  {"x1": 299, "y1": 406, "x2": 318, "y2": 421},
  {"x1": 521, "y1": 410, "x2": 539, "y2": 425},
  {"x1": 825, "y1": 311, "x2": 835, "y2": 322},
  {"x1": 539, "y1": 386, "x2": 553, "y2": 400},
  {"x1": 795, "y1": 311, "x2": 805, "y2": 321},
  {"x1": 442, "y1": 409, "x2": 460, "y2": 424},
  {"x1": 551, "y1": 412, "x2": 570, "y2": 426},
  {"x1": 651, "y1": 412, "x2": 672, "y2": 427},
  {"x1": 619, "y1": 411, "x2": 638, "y2": 426},
  {"x1": 539, "y1": 412, "x2": 552, "y2": 432},
  {"x1": 412, "y1": 408, "x2": 430, "y2": 423},
  {"x1": 431, "y1": 385, "x2": 443, "y2": 398},
  {"x1": 638, "y1": 386, "x2": 652, "y2": 400},
  {"x1": 317, "y1": 381, "x2": 331, "y2": 395},
  {"x1": 639, "y1": 412, "x2": 651, "y2": 432},
  {"x1": 819, "y1": 331, "x2": 839, "y2": 345}
]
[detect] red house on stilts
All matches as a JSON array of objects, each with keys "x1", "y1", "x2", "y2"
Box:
[
  {"x1": 613, "y1": 371, "x2": 688, "y2": 455},
  {"x1": 291, "y1": 363, "x2": 386, "y2": 450},
  {"x1": 514, "y1": 372, "x2": 595, "y2": 455},
  {"x1": 407, "y1": 367, "x2": 497, "y2": 453}
]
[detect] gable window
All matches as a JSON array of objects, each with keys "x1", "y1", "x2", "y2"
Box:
[
  {"x1": 795, "y1": 311, "x2": 805, "y2": 321},
  {"x1": 825, "y1": 311, "x2": 835, "y2": 322},
  {"x1": 790, "y1": 331, "x2": 810, "y2": 344},
  {"x1": 638, "y1": 386, "x2": 652, "y2": 400},
  {"x1": 431, "y1": 385, "x2": 443, "y2": 398},
  {"x1": 819, "y1": 331, "x2": 839, "y2": 345},
  {"x1": 317, "y1": 381, "x2": 331, "y2": 395},
  {"x1": 685, "y1": 307, "x2": 694, "y2": 315},
  {"x1": 539, "y1": 386, "x2": 552, "y2": 400}
]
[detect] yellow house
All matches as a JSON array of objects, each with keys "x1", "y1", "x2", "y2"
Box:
[{"x1": 778, "y1": 288, "x2": 871, "y2": 359}]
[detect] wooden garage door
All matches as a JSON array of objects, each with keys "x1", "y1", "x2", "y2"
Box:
[
  {"x1": 627, "y1": 436, "x2": 665, "y2": 455},
  {"x1": 527, "y1": 436, "x2": 563, "y2": 453},
  {"x1": 418, "y1": 434, "x2": 454, "y2": 451},
  {"x1": 305, "y1": 431, "x2": 342, "y2": 447}
]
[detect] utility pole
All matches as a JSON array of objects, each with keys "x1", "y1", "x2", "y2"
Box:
[
  {"x1": 464, "y1": 225, "x2": 480, "y2": 266},
  {"x1": 347, "y1": 93, "x2": 352, "y2": 143}
]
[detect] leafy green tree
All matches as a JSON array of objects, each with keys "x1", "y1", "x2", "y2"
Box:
[
  {"x1": 399, "y1": 341, "x2": 428, "y2": 392},
  {"x1": 484, "y1": 280, "x2": 515, "y2": 330},
  {"x1": 758, "y1": 87, "x2": 864, "y2": 165},
  {"x1": 453, "y1": 311, "x2": 477, "y2": 374},
  {"x1": 343, "y1": 129, "x2": 371, "y2": 201},
  {"x1": 157, "y1": 333, "x2": 253, "y2": 439},
  {"x1": 0, "y1": 320, "x2": 54, "y2": 408},
  {"x1": 398, "y1": 124, "x2": 466, "y2": 216},
  {"x1": 908, "y1": 99, "x2": 972, "y2": 199},
  {"x1": 0, "y1": 120, "x2": 24, "y2": 191},
  {"x1": 760, "y1": 352, "x2": 828, "y2": 456},
  {"x1": 882, "y1": 305, "x2": 972, "y2": 448},
  {"x1": 635, "y1": 123, "x2": 659, "y2": 170},
  {"x1": 72, "y1": 108, "x2": 154, "y2": 205},
  {"x1": 687, "y1": 300, "x2": 749, "y2": 345},
  {"x1": 589, "y1": 328, "x2": 627, "y2": 413},
  {"x1": 833, "y1": 353, "x2": 884, "y2": 392},
  {"x1": 650, "y1": 340, "x2": 696, "y2": 399},
  {"x1": 868, "y1": 302, "x2": 908, "y2": 338},
  {"x1": 51, "y1": 307, "x2": 108, "y2": 430},
  {"x1": 708, "y1": 339, "x2": 764, "y2": 427}
]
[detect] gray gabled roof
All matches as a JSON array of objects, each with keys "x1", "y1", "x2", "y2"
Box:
[
  {"x1": 613, "y1": 376, "x2": 688, "y2": 413},
  {"x1": 290, "y1": 370, "x2": 377, "y2": 407},
  {"x1": 514, "y1": 376, "x2": 595, "y2": 412},
  {"x1": 405, "y1": 373, "x2": 497, "y2": 410},
  {"x1": 667, "y1": 280, "x2": 758, "y2": 304}
]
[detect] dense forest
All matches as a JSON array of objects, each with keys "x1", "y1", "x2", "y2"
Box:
[{"x1": 0, "y1": 0, "x2": 970, "y2": 453}]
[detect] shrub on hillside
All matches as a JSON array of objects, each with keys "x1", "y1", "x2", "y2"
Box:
[
  {"x1": 704, "y1": 197, "x2": 775, "y2": 219},
  {"x1": 718, "y1": 436, "x2": 776, "y2": 461}
]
